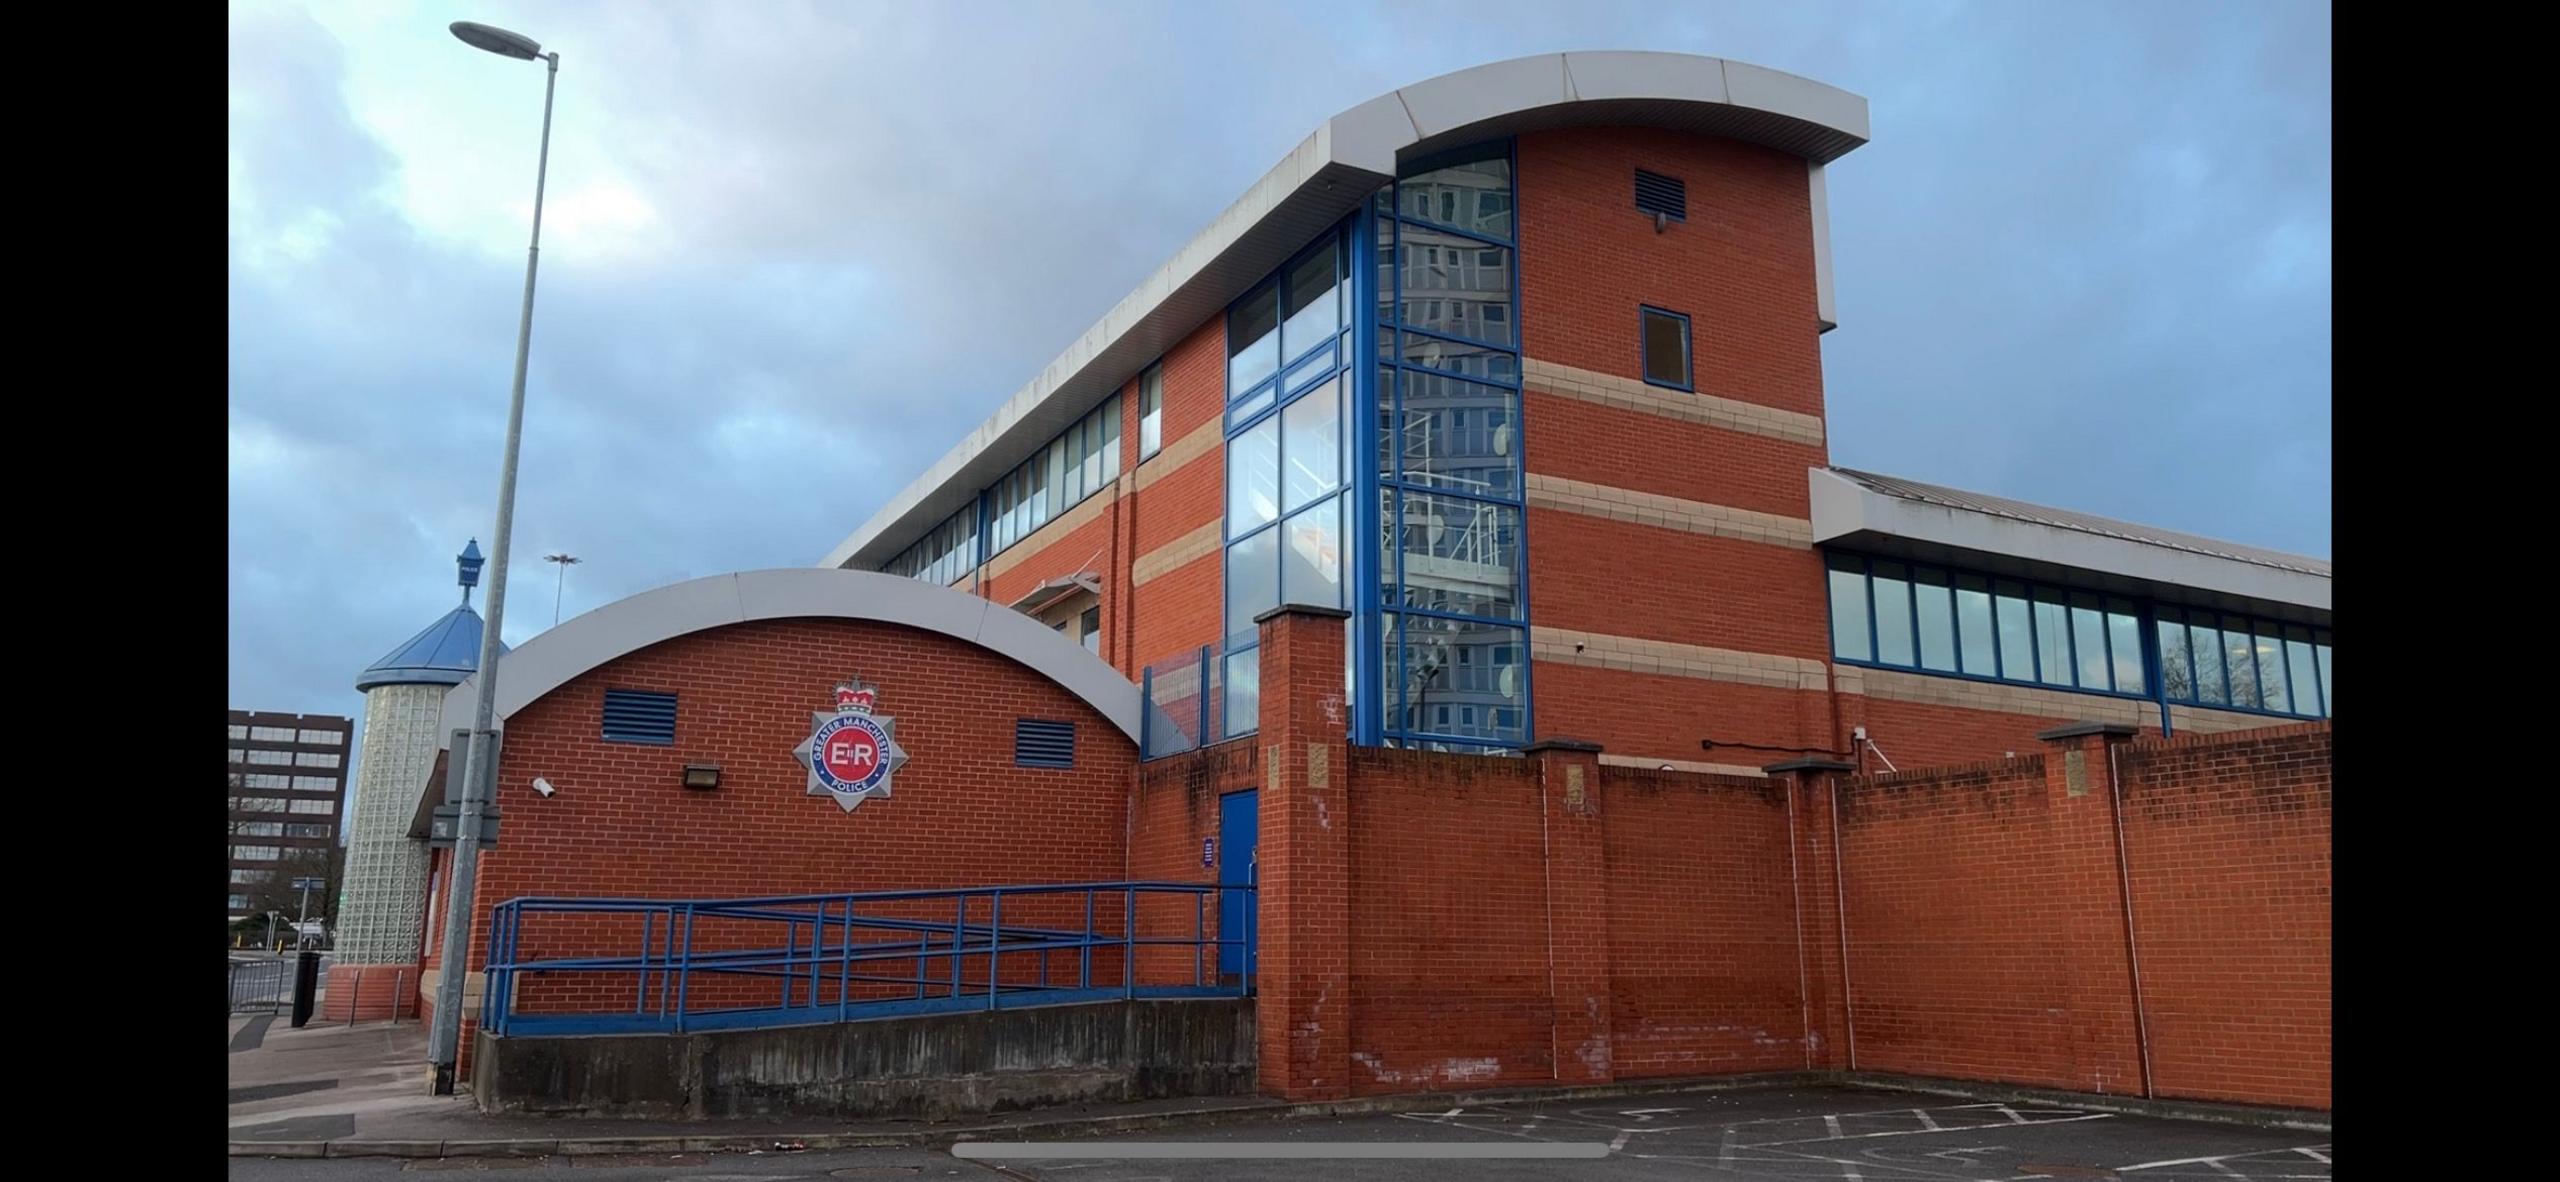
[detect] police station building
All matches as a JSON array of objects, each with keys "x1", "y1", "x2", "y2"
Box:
[{"x1": 345, "y1": 53, "x2": 2332, "y2": 1118}]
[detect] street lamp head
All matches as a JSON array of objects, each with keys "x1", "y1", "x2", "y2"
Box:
[{"x1": 451, "y1": 21, "x2": 543, "y2": 61}]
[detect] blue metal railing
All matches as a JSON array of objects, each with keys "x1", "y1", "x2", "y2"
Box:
[{"x1": 482, "y1": 880, "x2": 1254, "y2": 1037}]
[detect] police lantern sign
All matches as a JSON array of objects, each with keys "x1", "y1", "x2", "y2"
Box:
[{"x1": 792, "y1": 678, "x2": 909, "y2": 813}]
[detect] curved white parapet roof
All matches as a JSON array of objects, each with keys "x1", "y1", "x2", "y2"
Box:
[
  {"x1": 438, "y1": 568, "x2": 1144, "y2": 744},
  {"x1": 821, "y1": 51, "x2": 1869, "y2": 573}
]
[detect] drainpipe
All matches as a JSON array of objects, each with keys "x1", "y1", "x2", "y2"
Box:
[
  {"x1": 2106, "y1": 740, "x2": 2156, "y2": 1098},
  {"x1": 1830, "y1": 772, "x2": 1858, "y2": 1073}
]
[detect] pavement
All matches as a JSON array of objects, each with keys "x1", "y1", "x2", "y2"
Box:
[
  {"x1": 228, "y1": 1087, "x2": 2334, "y2": 1180},
  {"x1": 231, "y1": 1010, "x2": 2331, "y2": 1179}
]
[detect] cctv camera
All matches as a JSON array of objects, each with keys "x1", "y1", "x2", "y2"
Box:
[{"x1": 533, "y1": 777, "x2": 555, "y2": 798}]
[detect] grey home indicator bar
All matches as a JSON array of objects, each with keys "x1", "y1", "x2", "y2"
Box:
[{"x1": 950, "y1": 1142, "x2": 1612, "y2": 1159}]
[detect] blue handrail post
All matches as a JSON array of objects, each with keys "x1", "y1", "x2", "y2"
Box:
[
  {"x1": 1196, "y1": 645, "x2": 1211, "y2": 745},
  {"x1": 950, "y1": 897, "x2": 965, "y2": 1000},
  {"x1": 989, "y1": 890, "x2": 1004, "y2": 1008},
  {"x1": 1194, "y1": 892, "x2": 1204, "y2": 987},
  {"x1": 838, "y1": 896, "x2": 855, "y2": 1021},
  {"x1": 636, "y1": 909, "x2": 653, "y2": 1016},
  {"x1": 1124, "y1": 888, "x2": 1137, "y2": 1000},
  {"x1": 1080, "y1": 890, "x2": 1094, "y2": 989},
  {"x1": 673, "y1": 904, "x2": 695, "y2": 1034},
  {"x1": 1140, "y1": 665, "x2": 1154, "y2": 757}
]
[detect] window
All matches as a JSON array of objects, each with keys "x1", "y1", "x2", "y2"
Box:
[
  {"x1": 228, "y1": 894, "x2": 253, "y2": 911},
  {"x1": 228, "y1": 724, "x2": 249, "y2": 740},
  {"x1": 292, "y1": 776, "x2": 335, "y2": 792},
  {"x1": 885, "y1": 504, "x2": 978, "y2": 586},
  {"x1": 1634, "y1": 169, "x2": 1687, "y2": 222},
  {"x1": 980, "y1": 394, "x2": 1122, "y2": 559},
  {"x1": 1081, "y1": 607, "x2": 1101, "y2": 655},
  {"x1": 286, "y1": 823, "x2": 332, "y2": 838},
  {"x1": 229, "y1": 869, "x2": 268, "y2": 884},
  {"x1": 294, "y1": 752, "x2": 340, "y2": 769},
  {"x1": 601, "y1": 689, "x2": 678, "y2": 745},
  {"x1": 251, "y1": 726, "x2": 295, "y2": 742},
  {"x1": 1139, "y1": 365, "x2": 1164, "y2": 458},
  {"x1": 1223, "y1": 231, "x2": 1354, "y2": 736},
  {"x1": 233, "y1": 846, "x2": 282, "y2": 862},
  {"x1": 243, "y1": 773, "x2": 290, "y2": 790},
  {"x1": 228, "y1": 748, "x2": 246, "y2": 764},
  {"x1": 234, "y1": 797, "x2": 285, "y2": 813},
  {"x1": 289, "y1": 799, "x2": 334, "y2": 815},
  {"x1": 1641, "y1": 307, "x2": 1691, "y2": 390},
  {"x1": 1825, "y1": 553, "x2": 2323, "y2": 713},
  {"x1": 236, "y1": 821, "x2": 283, "y2": 837},
  {"x1": 2152, "y1": 607, "x2": 2327, "y2": 719},
  {"x1": 1372, "y1": 143, "x2": 1528, "y2": 754},
  {"x1": 298, "y1": 729, "x2": 344, "y2": 745},
  {"x1": 248, "y1": 750, "x2": 291, "y2": 765}
]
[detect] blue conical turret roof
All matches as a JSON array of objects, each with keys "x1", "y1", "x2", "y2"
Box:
[{"x1": 354, "y1": 540, "x2": 512, "y2": 691}]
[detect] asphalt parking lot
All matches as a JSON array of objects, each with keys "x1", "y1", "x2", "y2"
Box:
[{"x1": 228, "y1": 1084, "x2": 2328, "y2": 1180}]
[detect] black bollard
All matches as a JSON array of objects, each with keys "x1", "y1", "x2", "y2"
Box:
[{"x1": 291, "y1": 950, "x2": 321, "y2": 1028}]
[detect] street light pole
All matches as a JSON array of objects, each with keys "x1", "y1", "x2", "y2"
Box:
[
  {"x1": 429, "y1": 19, "x2": 559, "y2": 1096},
  {"x1": 543, "y1": 552, "x2": 581, "y2": 625}
]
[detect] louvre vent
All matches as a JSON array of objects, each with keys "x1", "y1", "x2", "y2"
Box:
[
  {"x1": 1016, "y1": 719, "x2": 1077, "y2": 769},
  {"x1": 1634, "y1": 169, "x2": 1687, "y2": 222},
  {"x1": 600, "y1": 689, "x2": 678, "y2": 745}
]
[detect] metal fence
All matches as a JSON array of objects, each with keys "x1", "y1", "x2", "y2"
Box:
[
  {"x1": 228, "y1": 959, "x2": 289, "y2": 1014},
  {"x1": 482, "y1": 880, "x2": 1255, "y2": 1037}
]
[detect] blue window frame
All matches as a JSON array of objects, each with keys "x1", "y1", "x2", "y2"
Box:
[
  {"x1": 1640, "y1": 306, "x2": 1692, "y2": 391},
  {"x1": 1824, "y1": 550, "x2": 2330, "y2": 722},
  {"x1": 1220, "y1": 228, "x2": 1354, "y2": 739},
  {"x1": 1369, "y1": 140, "x2": 1530, "y2": 753}
]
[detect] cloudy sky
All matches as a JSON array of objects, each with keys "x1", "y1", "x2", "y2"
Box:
[{"x1": 229, "y1": 1, "x2": 2331, "y2": 748}]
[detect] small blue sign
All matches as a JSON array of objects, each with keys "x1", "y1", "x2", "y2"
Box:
[{"x1": 1201, "y1": 837, "x2": 1216, "y2": 868}]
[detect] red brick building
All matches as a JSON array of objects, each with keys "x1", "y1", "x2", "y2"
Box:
[
  {"x1": 387, "y1": 52, "x2": 2329, "y2": 1115},
  {"x1": 820, "y1": 50, "x2": 2331, "y2": 777}
]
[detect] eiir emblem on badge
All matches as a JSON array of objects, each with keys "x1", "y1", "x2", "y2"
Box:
[{"x1": 791, "y1": 678, "x2": 909, "y2": 813}]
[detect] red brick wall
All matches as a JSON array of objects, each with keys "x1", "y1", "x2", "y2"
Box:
[
  {"x1": 2119, "y1": 724, "x2": 2331, "y2": 1109},
  {"x1": 1598, "y1": 767, "x2": 1807, "y2": 1078},
  {"x1": 1344, "y1": 746, "x2": 1556, "y2": 1094},
  {"x1": 458, "y1": 616, "x2": 1139, "y2": 1055},
  {"x1": 1833, "y1": 756, "x2": 2093, "y2": 1089},
  {"x1": 1517, "y1": 126, "x2": 1825, "y2": 421},
  {"x1": 1821, "y1": 723, "x2": 2332, "y2": 1109}
]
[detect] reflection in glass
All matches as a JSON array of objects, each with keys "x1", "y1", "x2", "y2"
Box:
[
  {"x1": 1224, "y1": 528, "x2": 1276, "y2": 650},
  {"x1": 1872, "y1": 562, "x2": 1914, "y2": 666},
  {"x1": 2155, "y1": 612, "x2": 2192, "y2": 699},
  {"x1": 1280, "y1": 497, "x2": 1343, "y2": 609},
  {"x1": 1280, "y1": 243, "x2": 1340, "y2": 361},
  {"x1": 2313, "y1": 634, "x2": 2331, "y2": 714},
  {"x1": 1399, "y1": 331, "x2": 1519, "y2": 382},
  {"x1": 1914, "y1": 568, "x2": 1956, "y2": 672},
  {"x1": 2254, "y1": 626, "x2": 2290, "y2": 714},
  {"x1": 1387, "y1": 614, "x2": 1526, "y2": 742},
  {"x1": 2221, "y1": 620, "x2": 2259, "y2": 709},
  {"x1": 2106, "y1": 599, "x2": 2145, "y2": 695},
  {"x1": 1228, "y1": 283, "x2": 1280, "y2": 394},
  {"x1": 1828, "y1": 554, "x2": 1871, "y2": 661},
  {"x1": 1228, "y1": 417, "x2": 1279, "y2": 530},
  {"x1": 1642, "y1": 309, "x2": 1689, "y2": 387},
  {"x1": 1996, "y1": 582, "x2": 2035, "y2": 681},
  {"x1": 2071, "y1": 592, "x2": 2110, "y2": 690},
  {"x1": 1398, "y1": 155, "x2": 1512, "y2": 238},
  {"x1": 1397, "y1": 370, "x2": 1518, "y2": 496},
  {"x1": 2284, "y1": 626, "x2": 2321, "y2": 716},
  {"x1": 1393, "y1": 492, "x2": 1521, "y2": 619},
  {"x1": 2189, "y1": 620, "x2": 2226, "y2": 705},
  {"x1": 2034, "y1": 588, "x2": 2073, "y2": 687},
  {"x1": 1955, "y1": 573, "x2": 1997, "y2": 675},
  {"x1": 1398, "y1": 227, "x2": 1511, "y2": 345},
  {"x1": 1223, "y1": 649, "x2": 1259, "y2": 740},
  {"x1": 1280, "y1": 379, "x2": 1341, "y2": 513}
]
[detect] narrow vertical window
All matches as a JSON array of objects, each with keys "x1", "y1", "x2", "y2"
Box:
[
  {"x1": 1139, "y1": 365, "x2": 1163, "y2": 458},
  {"x1": 1640, "y1": 307, "x2": 1692, "y2": 390},
  {"x1": 1827, "y1": 553, "x2": 1871, "y2": 661}
]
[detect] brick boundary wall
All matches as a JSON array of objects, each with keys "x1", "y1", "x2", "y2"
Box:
[{"x1": 1248, "y1": 609, "x2": 2330, "y2": 1110}]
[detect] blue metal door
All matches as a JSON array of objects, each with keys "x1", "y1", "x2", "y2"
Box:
[{"x1": 1218, "y1": 790, "x2": 1258, "y2": 982}]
